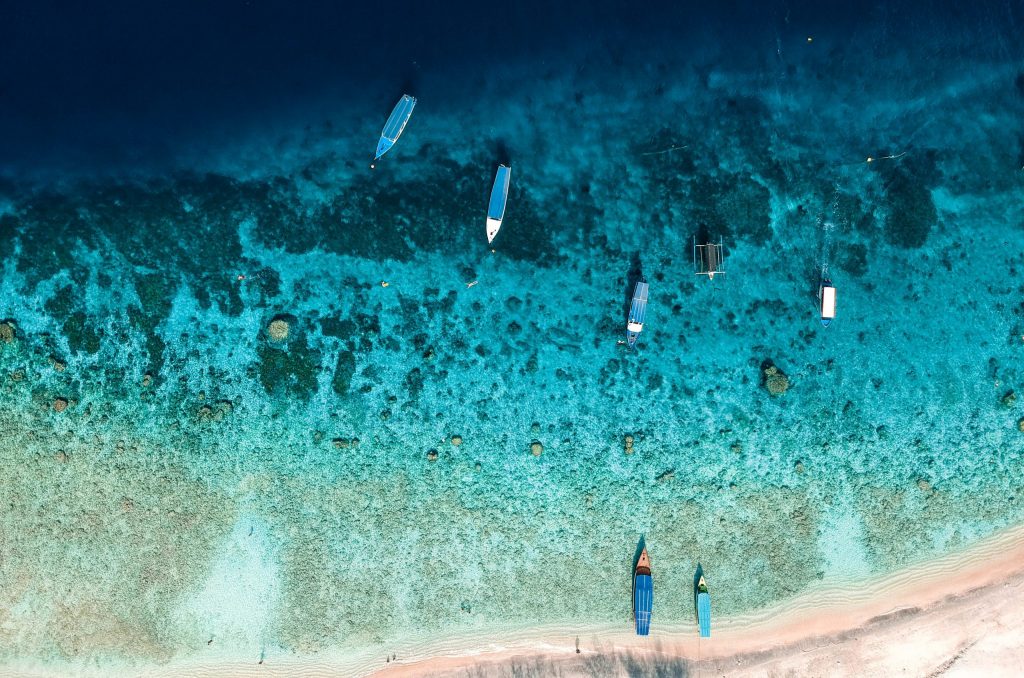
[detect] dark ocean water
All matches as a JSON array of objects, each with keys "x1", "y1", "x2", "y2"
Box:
[
  {"x1": 2, "y1": 0, "x2": 1024, "y2": 672},
  {"x1": 4, "y1": 0, "x2": 1020, "y2": 175}
]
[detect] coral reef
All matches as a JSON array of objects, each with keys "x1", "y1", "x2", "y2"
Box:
[
  {"x1": 761, "y1": 360, "x2": 790, "y2": 395},
  {"x1": 267, "y1": 317, "x2": 290, "y2": 343},
  {"x1": 883, "y1": 169, "x2": 938, "y2": 248}
]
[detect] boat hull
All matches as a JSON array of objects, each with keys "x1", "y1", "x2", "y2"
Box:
[
  {"x1": 633, "y1": 547, "x2": 652, "y2": 636},
  {"x1": 375, "y1": 94, "x2": 417, "y2": 160},
  {"x1": 626, "y1": 281, "x2": 649, "y2": 347},
  {"x1": 819, "y1": 281, "x2": 836, "y2": 327},
  {"x1": 696, "y1": 575, "x2": 711, "y2": 638},
  {"x1": 486, "y1": 165, "x2": 511, "y2": 243}
]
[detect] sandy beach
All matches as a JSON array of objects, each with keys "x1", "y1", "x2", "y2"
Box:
[
  {"x1": 7, "y1": 522, "x2": 1021, "y2": 678},
  {"x1": 357, "y1": 523, "x2": 1024, "y2": 677},
  {"x1": 358, "y1": 528, "x2": 1024, "y2": 677}
]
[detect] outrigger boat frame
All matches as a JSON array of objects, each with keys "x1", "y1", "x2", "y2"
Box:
[{"x1": 694, "y1": 236, "x2": 726, "y2": 280}]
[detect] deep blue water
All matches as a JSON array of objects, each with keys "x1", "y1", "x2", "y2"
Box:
[{"x1": 4, "y1": 0, "x2": 1021, "y2": 175}]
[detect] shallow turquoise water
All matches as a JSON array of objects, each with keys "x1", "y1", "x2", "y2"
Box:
[{"x1": 1, "y1": 21, "x2": 1024, "y2": 672}]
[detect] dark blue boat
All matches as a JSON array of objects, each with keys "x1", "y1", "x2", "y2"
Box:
[{"x1": 633, "y1": 546, "x2": 652, "y2": 636}]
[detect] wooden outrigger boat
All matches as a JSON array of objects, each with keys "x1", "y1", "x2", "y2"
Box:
[
  {"x1": 372, "y1": 94, "x2": 417, "y2": 167},
  {"x1": 819, "y1": 276, "x2": 836, "y2": 327},
  {"x1": 486, "y1": 164, "x2": 511, "y2": 244},
  {"x1": 626, "y1": 279, "x2": 649, "y2": 349},
  {"x1": 696, "y1": 574, "x2": 711, "y2": 637},
  {"x1": 694, "y1": 235, "x2": 726, "y2": 280},
  {"x1": 633, "y1": 547, "x2": 653, "y2": 636}
]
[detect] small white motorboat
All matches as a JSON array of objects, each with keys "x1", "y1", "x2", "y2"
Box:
[
  {"x1": 819, "y1": 276, "x2": 836, "y2": 327},
  {"x1": 486, "y1": 164, "x2": 511, "y2": 244},
  {"x1": 372, "y1": 94, "x2": 417, "y2": 166}
]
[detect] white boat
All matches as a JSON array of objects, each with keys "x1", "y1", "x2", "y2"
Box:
[
  {"x1": 627, "y1": 280, "x2": 649, "y2": 348},
  {"x1": 373, "y1": 94, "x2": 417, "y2": 165},
  {"x1": 819, "y1": 277, "x2": 836, "y2": 327},
  {"x1": 486, "y1": 164, "x2": 511, "y2": 244}
]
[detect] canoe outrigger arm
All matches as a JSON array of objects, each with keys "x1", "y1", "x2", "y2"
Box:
[{"x1": 694, "y1": 236, "x2": 726, "y2": 280}]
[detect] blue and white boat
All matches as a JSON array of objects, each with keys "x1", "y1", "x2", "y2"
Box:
[
  {"x1": 626, "y1": 279, "x2": 649, "y2": 348},
  {"x1": 696, "y1": 574, "x2": 711, "y2": 638},
  {"x1": 486, "y1": 164, "x2": 511, "y2": 244},
  {"x1": 372, "y1": 94, "x2": 417, "y2": 166},
  {"x1": 633, "y1": 547, "x2": 652, "y2": 636},
  {"x1": 819, "y1": 277, "x2": 836, "y2": 327}
]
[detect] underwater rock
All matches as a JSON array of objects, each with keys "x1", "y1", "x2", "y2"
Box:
[
  {"x1": 197, "y1": 400, "x2": 232, "y2": 422},
  {"x1": 267, "y1": 317, "x2": 290, "y2": 343},
  {"x1": 917, "y1": 478, "x2": 933, "y2": 493},
  {"x1": 761, "y1": 360, "x2": 790, "y2": 395},
  {"x1": 0, "y1": 321, "x2": 15, "y2": 343},
  {"x1": 52, "y1": 397, "x2": 69, "y2": 412},
  {"x1": 1018, "y1": 418, "x2": 1024, "y2": 433},
  {"x1": 883, "y1": 170, "x2": 937, "y2": 248},
  {"x1": 51, "y1": 357, "x2": 67, "y2": 372},
  {"x1": 10, "y1": 369, "x2": 25, "y2": 382},
  {"x1": 450, "y1": 435, "x2": 463, "y2": 446},
  {"x1": 530, "y1": 441, "x2": 543, "y2": 456},
  {"x1": 63, "y1": 312, "x2": 102, "y2": 354},
  {"x1": 331, "y1": 350, "x2": 356, "y2": 396},
  {"x1": 655, "y1": 469, "x2": 675, "y2": 482},
  {"x1": 837, "y1": 242, "x2": 869, "y2": 277},
  {"x1": 1001, "y1": 390, "x2": 1016, "y2": 408},
  {"x1": 350, "y1": 437, "x2": 360, "y2": 447},
  {"x1": 142, "y1": 373, "x2": 153, "y2": 387},
  {"x1": 795, "y1": 460, "x2": 806, "y2": 474},
  {"x1": 427, "y1": 449, "x2": 439, "y2": 462},
  {"x1": 332, "y1": 437, "x2": 349, "y2": 448},
  {"x1": 624, "y1": 434, "x2": 634, "y2": 454},
  {"x1": 257, "y1": 336, "x2": 321, "y2": 400}
]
